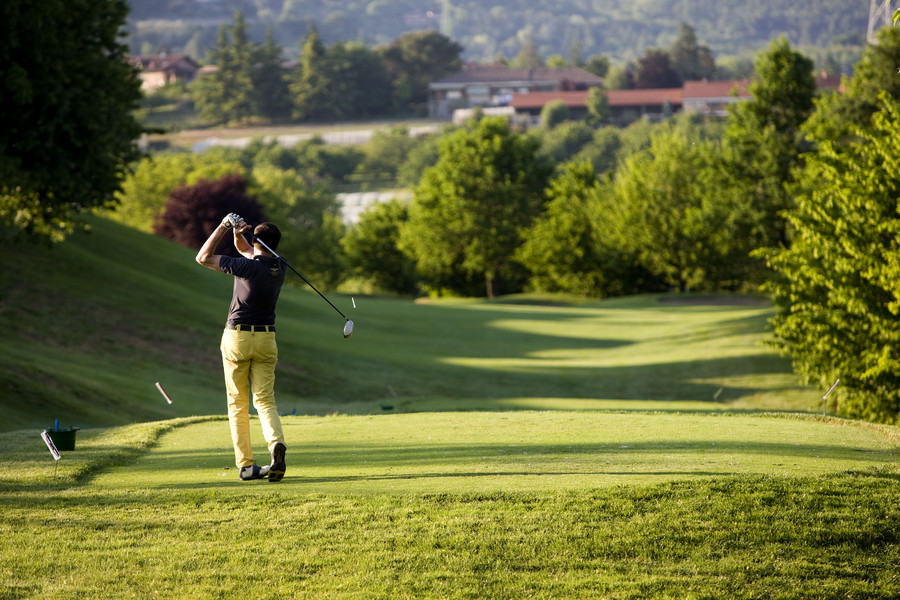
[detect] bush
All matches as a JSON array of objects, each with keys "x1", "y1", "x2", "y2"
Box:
[{"x1": 154, "y1": 174, "x2": 266, "y2": 256}]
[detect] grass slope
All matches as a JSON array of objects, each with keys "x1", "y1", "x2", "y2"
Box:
[{"x1": 1, "y1": 216, "x2": 815, "y2": 432}]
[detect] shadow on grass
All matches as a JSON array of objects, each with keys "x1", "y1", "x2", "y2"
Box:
[
  {"x1": 285, "y1": 297, "x2": 792, "y2": 409},
  {"x1": 72, "y1": 436, "x2": 897, "y2": 492}
]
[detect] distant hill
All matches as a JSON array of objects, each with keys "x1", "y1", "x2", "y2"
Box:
[{"x1": 127, "y1": 0, "x2": 869, "y2": 72}]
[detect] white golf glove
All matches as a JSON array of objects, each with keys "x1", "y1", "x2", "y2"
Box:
[{"x1": 221, "y1": 213, "x2": 242, "y2": 229}]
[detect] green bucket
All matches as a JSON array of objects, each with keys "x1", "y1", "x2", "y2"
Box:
[{"x1": 45, "y1": 428, "x2": 78, "y2": 451}]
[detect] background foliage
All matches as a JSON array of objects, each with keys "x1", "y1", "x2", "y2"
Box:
[{"x1": 125, "y1": 0, "x2": 868, "y2": 73}]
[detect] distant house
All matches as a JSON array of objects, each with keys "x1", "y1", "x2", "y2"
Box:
[
  {"x1": 509, "y1": 76, "x2": 841, "y2": 125},
  {"x1": 681, "y1": 80, "x2": 751, "y2": 116},
  {"x1": 428, "y1": 65, "x2": 603, "y2": 119},
  {"x1": 510, "y1": 87, "x2": 684, "y2": 124},
  {"x1": 129, "y1": 53, "x2": 200, "y2": 91}
]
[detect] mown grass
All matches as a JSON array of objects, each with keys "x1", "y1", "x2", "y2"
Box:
[{"x1": 2, "y1": 414, "x2": 898, "y2": 598}]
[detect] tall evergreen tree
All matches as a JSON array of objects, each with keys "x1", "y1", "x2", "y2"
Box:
[
  {"x1": 193, "y1": 11, "x2": 257, "y2": 124},
  {"x1": 253, "y1": 28, "x2": 292, "y2": 122},
  {"x1": 669, "y1": 23, "x2": 717, "y2": 81},
  {"x1": 290, "y1": 24, "x2": 331, "y2": 121}
]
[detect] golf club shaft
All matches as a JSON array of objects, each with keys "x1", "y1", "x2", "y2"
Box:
[{"x1": 246, "y1": 234, "x2": 349, "y2": 321}]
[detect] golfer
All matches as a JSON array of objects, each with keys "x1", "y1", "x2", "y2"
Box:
[{"x1": 196, "y1": 213, "x2": 287, "y2": 482}]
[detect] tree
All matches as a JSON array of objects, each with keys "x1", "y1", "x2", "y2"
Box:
[
  {"x1": 534, "y1": 121, "x2": 594, "y2": 164},
  {"x1": 634, "y1": 49, "x2": 682, "y2": 89},
  {"x1": 585, "y1": 87, "x2": 611, "y2": 127},
  {"x1": 668, "y1": 23, "x2": 717, "y2": 82},
  {"x1": 377, "y1": 30, "x2": 463, "y2": 115},
  {"x1": 342, "y1": 199, "x2": 418, "y2": 295},
  {"x1": 510, "y1": 33, "x2": 544, "y2": 68},
  {"x1": 400, "y1": 117, "x2": 554, "y2": 298},
  {"x1": 584, "y1": 55, "x2": 610, "y2": 78},
  {"x1": 516, "y1": 162, "x2": 607, "y2": 295},
  {"x1": 253, "y1": 28, "x2": 292, "y2": 122},
  {"x1": 154, "y1": 174, "x2": 266, "y2": 256},
  {"x1": 762, "y1": 94, "x2": 900, "y2": 424},
  {"x1": 290, "y1": 24, "x2": 331, "y2": 121},
  {"x1": 614, "y1": 123, "x2": 738, "y2": 292},
  {"x1": 540, "y1": 99, "x2": 569, "y2": 129},
  {"x1": 192, "y1": 12, "x2": 257, "y2": 125},
  {"x1": 724, "y1": 37, "x2": 816, "y2": 249},
  {"x1": 324, "y1": 42, "x2": 392, "y2": 119},
  {"x1": 803, "y1": 26, "x2": 900, "y2": 148},
  {"x1": 0, "y1": 0, "x2": 142, "y2": 242}
]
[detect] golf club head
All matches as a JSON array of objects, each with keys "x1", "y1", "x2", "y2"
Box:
[{"x1": 343, "y1": 319, "x2": 354, "y2": 339}]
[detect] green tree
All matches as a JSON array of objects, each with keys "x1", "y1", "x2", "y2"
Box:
[
  {"x1": 572, "y1": 127, "x2": 621, "y2": 175},
  {"x1": 0, "y1": 0, "x2": 142, "y2": 242},
  {"x1": 324, "y1": 42, "x2": 392, "y2": 119},
  {"x1": 510, "y1": 33, "x2": 544, "y2": 69},
  {"x1": 669, "y1": 23, "x2": 717, "y2": 81},
  {"x1": 377, "y1": 30, "x2": 463, "y2": 115},
  {"x1": 540, "y1": 99, "x2": 570, "y2": 129},
  {"x1": 253, "y1": 28, "x2": 292, "y2": 122},
  {"x1": 516, "y1": 162, "x2": 607, "y2": 295},
  {"x1": 762, "y1": 94, "x2": 900, "y2": 424},
  {"x1": 290, "y1": 24, "x2": 331, "y2": 121},
  {"x1": 804, "y1": 26, "x2": 900, "y2": 148},
  {"x1": 342, "y1": 199, "x2": 418, "y2": 295},
  {"x1": 534, "y1": 121, "x2": 594, "y2": 164},
  {"x1": 724, "y1": 37, "x2": 816, "y2": 249},
  {"x1": 192, "y1": 12, "x2": 257, "y2": 125},
  {"x1": 585, "y1": 88, "x2": 611, "y2": 127},
  {"x1": 356, "y1": 126, "x2": 422, "y2": 181},
  {"x1": 634, "y1": 49, "x2": 681, "y2": 89},
  {"x1": 400, "y1": 117, "x2": 554, "y2": 298},
  {"x1": 109, "y1": 154, "x2": 245, "y2": 233},
  {"x1": 584, "y1": 55, "x2": 610, "y2": 78},
  {"x1": 614, "y1": 123, "x2": 737, "y2": 292}
]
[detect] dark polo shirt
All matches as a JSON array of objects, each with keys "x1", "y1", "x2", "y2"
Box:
[{"x1": 219, "y1": 255, "x2": 286, "y2": 326}]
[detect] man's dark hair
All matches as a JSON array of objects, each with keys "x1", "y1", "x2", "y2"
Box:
[{"x1": 254, "y1": 222, "x2": 281, "y2": 252}]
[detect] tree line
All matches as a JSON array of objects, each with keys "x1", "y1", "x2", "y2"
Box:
[
  {"x1": 126, "y1": 0, "x2": 867, "y2": 76},
  {"x1": 191, "y1": 13, "x2": 463, "y2": 122},
  {"x1": 173, "y1": 15, "x2": 732, "y2": 125}
]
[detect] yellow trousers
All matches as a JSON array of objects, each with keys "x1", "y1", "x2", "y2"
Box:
[{"x1": 220, "y1": 328, "x2": 285, "y2": 468}]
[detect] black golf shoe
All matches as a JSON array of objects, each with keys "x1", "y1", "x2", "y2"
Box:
[{"x1": 268, "y1": 442, "x2": 286, "y2": 482}]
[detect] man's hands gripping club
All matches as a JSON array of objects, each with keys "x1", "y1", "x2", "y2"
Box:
[{"x1": 197, "y1": 213, "x2": 253, "y2": 270}]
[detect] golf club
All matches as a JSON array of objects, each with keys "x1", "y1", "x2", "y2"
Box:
[{"x1": 245, "y1": 232, "x2": 354, "y2": 338}]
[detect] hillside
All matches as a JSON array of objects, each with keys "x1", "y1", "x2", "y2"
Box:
[
  {"x1": 0, "y1": 216, "x2": 819, "y2": 433},
  {"x1": 127, "y1": 0, "x2": 869, "y2": 70}
]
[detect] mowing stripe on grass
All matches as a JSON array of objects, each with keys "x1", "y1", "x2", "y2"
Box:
[{"x1": 89, "y1": 412, "x2": 899, "y2": 494}]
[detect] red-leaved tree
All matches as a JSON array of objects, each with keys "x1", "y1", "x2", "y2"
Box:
[{"x1": 154, "y1": 174, "x2": 266, "y2": 256}]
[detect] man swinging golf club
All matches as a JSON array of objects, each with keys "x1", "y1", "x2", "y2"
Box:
[{"x1": 196, "y1": 213, "x2": 287, "y2": 482}]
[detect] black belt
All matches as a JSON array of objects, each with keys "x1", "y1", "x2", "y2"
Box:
[{"x1": 227, "y1": 324, "x2": 276, "y2": 332}]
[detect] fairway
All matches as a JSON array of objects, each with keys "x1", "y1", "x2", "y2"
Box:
[{"x1": 89, "y1": 413, "x2": 899, "y2": 493}]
